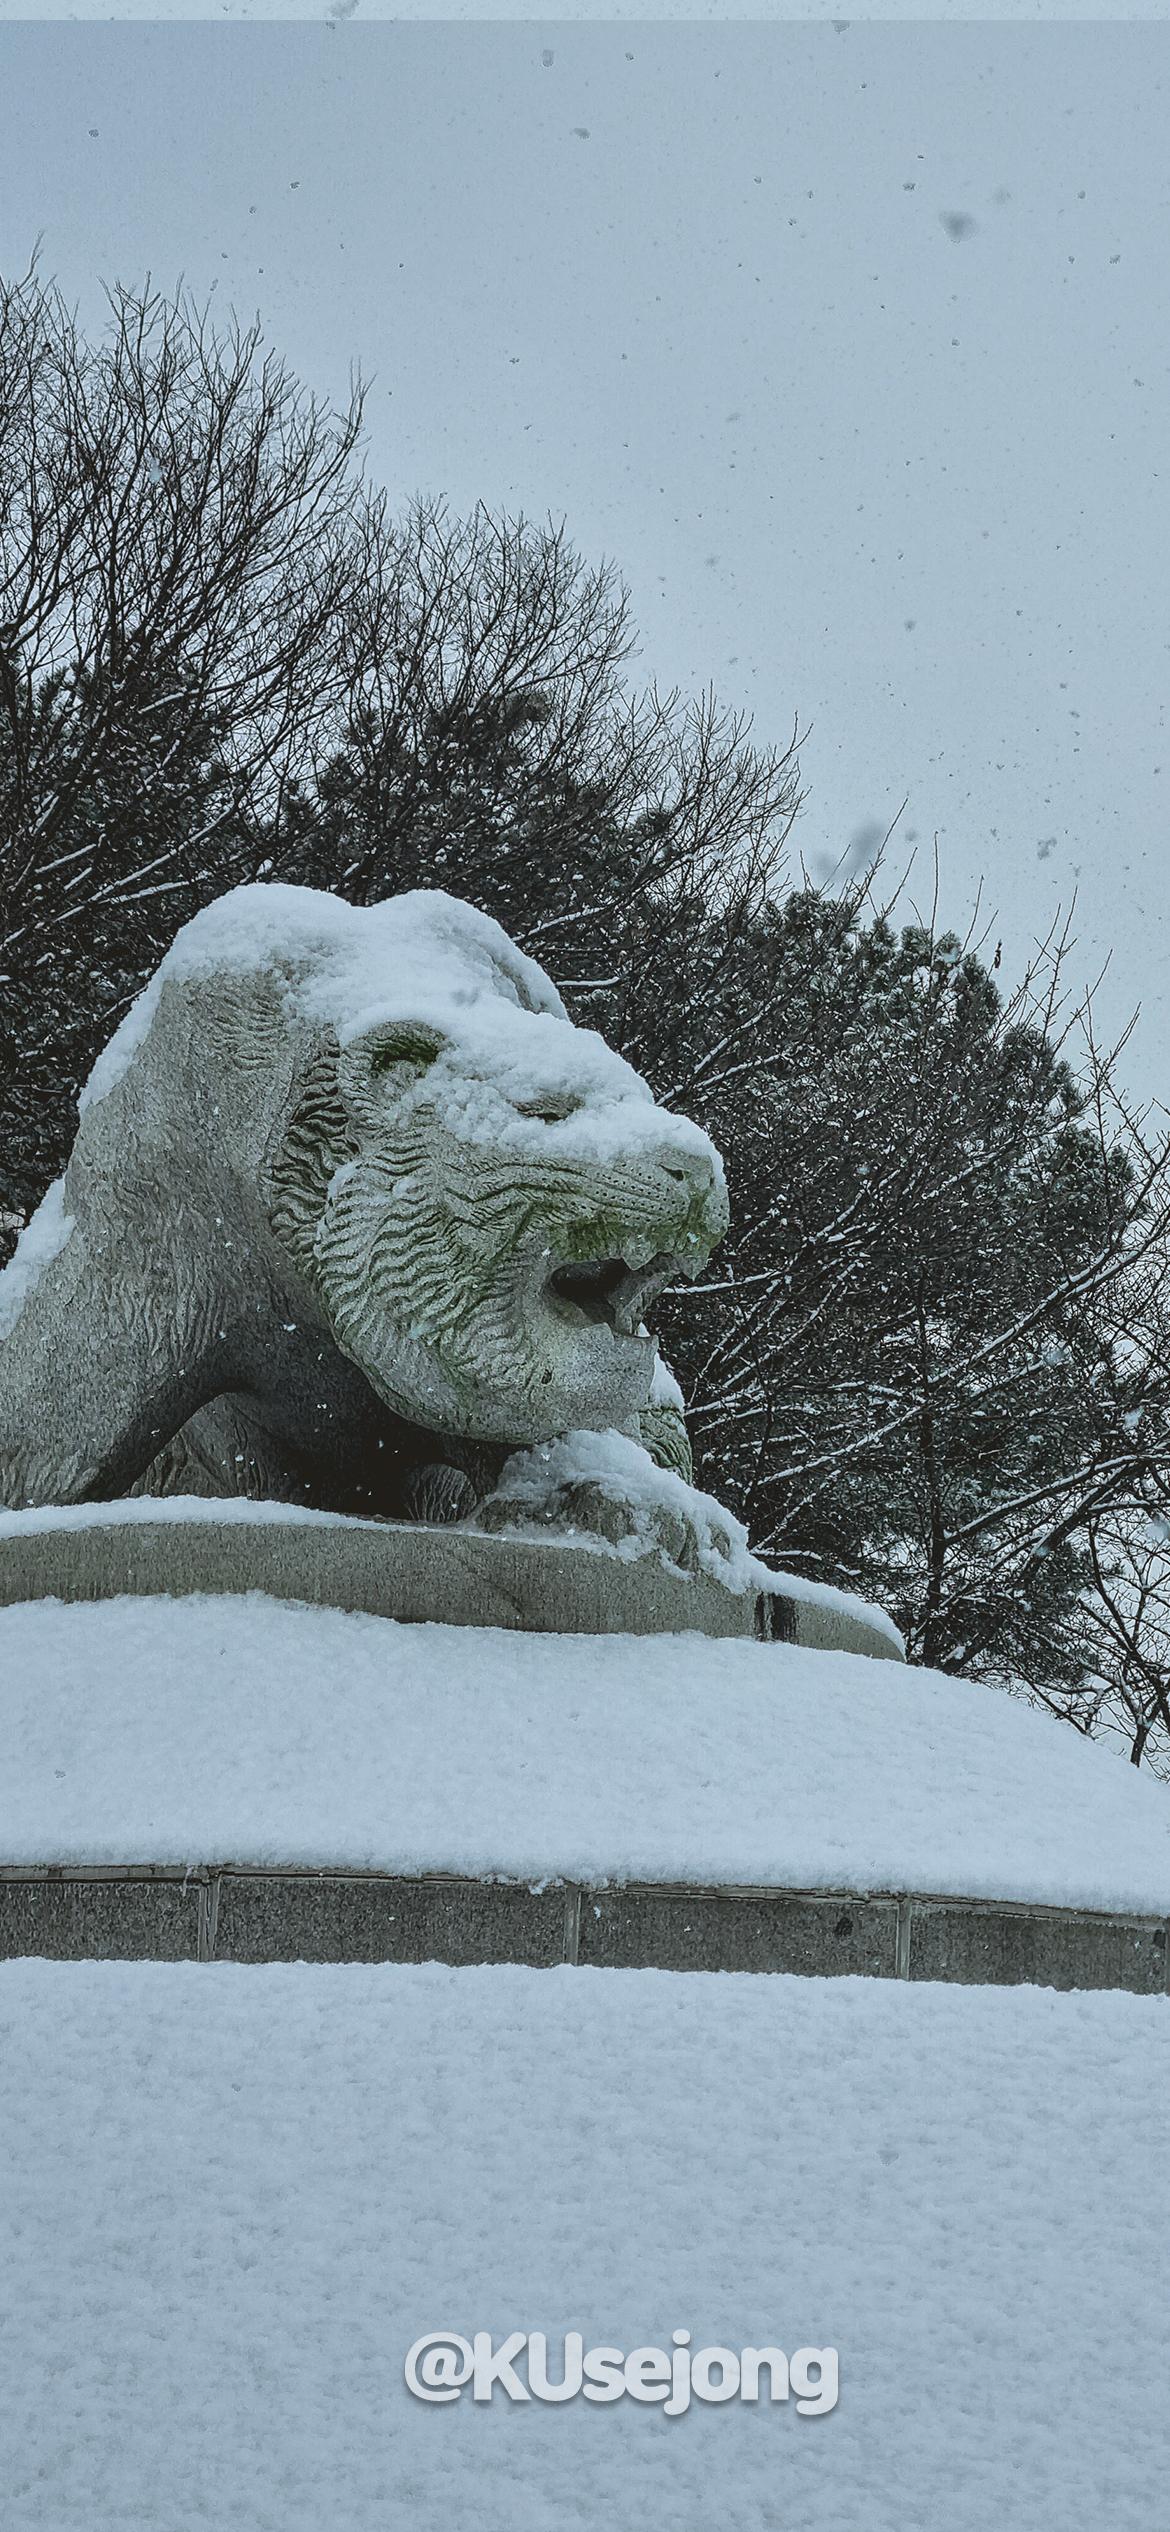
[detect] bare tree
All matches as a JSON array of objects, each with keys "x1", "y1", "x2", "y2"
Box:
[
  {"x1": 0, "y1": 278, "x2": 804, "y2": 1223},
  {"x1": 0, "y1": 266, "x2": 380, "y2": 1211},
  {"x1": 0, "y1": 267, "x2": 369, "y2": 875},
  {"x1": 297, "y1": 492, "x2": 804, "y2": 978},
  {"x1": 650, "y1": 882, "x2": 1170, "y2": 1714},
  {"x1": 1074, "y1": 1509, "x2": 1170, "y2": 1772}
]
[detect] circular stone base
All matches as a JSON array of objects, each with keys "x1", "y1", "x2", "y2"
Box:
[
  {"x1": 5, "y1": 1587, "x2": 1167, "y2": 1991},
  {"x1": 0, "y1": 1502, "x2": 902, "y2": 1661}
]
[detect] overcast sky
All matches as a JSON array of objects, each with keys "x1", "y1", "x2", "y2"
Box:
[{"x1": 1, "y1": 19, "x2": 1168, "y2": 1093}]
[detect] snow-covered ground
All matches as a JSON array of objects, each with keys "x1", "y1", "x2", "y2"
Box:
[
  {"x1": 4, "y1": 1592, "x2": 1170, "y2": 1910},
  {"x1": 1, "y1": 1959, "x2": 1166, "y2": 2532}
]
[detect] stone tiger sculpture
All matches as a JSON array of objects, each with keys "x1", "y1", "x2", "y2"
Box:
[{"x1": 0, "y1": 884, "x2": 727, "y2": 1528}]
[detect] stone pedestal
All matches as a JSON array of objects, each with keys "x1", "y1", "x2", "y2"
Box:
[{"x1": 0, "y1": 1502, "x2": 903, "y2": 1660}]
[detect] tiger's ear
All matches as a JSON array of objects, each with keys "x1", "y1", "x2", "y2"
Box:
[
  {"x1": 365, "y1": 1025, "x2": 448, "y2": 1086},
  {"x1": 514, "y1": 1091, "x2": 584, "y2": 1125}
]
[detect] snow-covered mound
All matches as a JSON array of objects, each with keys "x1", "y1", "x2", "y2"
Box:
[
  {"x1": 2, "y1": 1959, "x2": 1166, "y2": 2531},
  {"x1": 4, "y1": 1594, "x2": 1169, "y2": 1912}
]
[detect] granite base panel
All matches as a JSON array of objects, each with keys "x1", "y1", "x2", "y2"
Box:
[{"x1": 3, "y1": 1870, "x2": 1167, "y2": 1993}]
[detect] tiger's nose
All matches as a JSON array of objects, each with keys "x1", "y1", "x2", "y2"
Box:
[
  {"x1": 655, "y1": 1146, "x2": 727, "y2": 1238},
  {"x1": 659, "y1": 1148, "x2": 719, "y2": 1195}
]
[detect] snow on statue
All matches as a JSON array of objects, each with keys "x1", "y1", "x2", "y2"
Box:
[{"x1": 0, "y1": 885, "x2": 729, "y2": 1549}]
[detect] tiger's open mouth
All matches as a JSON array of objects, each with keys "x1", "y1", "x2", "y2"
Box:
[{"x1": 545, "y1": 1251, "x2": 681, "y2": 1338}]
